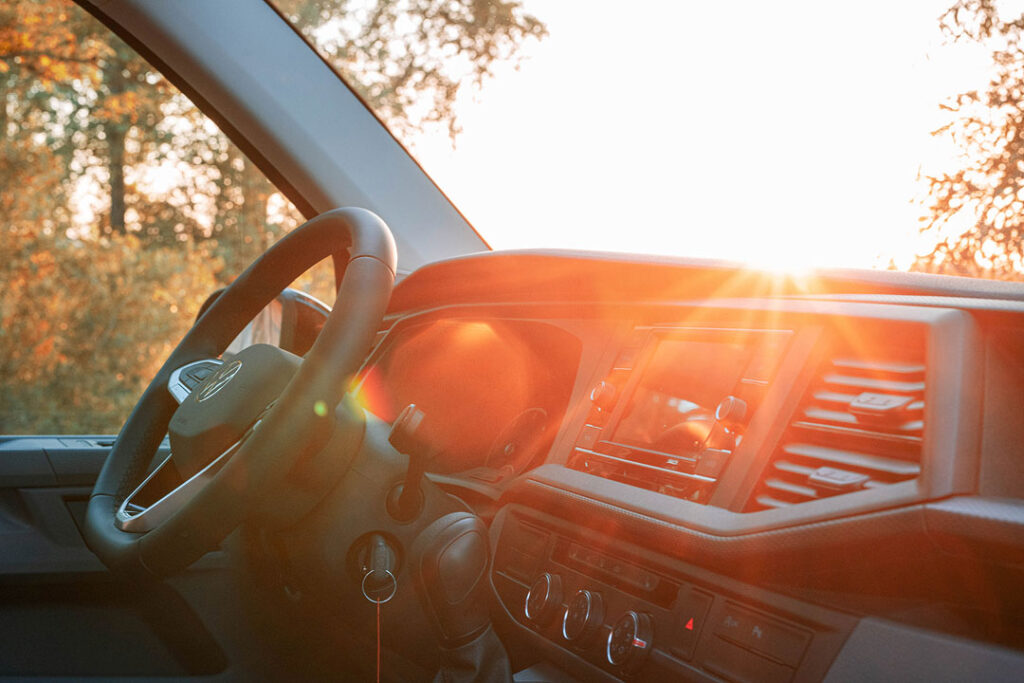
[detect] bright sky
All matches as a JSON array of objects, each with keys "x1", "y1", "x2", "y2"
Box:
[{"x1": 408, "y1": 0, "x2": 998, "y2": 271}]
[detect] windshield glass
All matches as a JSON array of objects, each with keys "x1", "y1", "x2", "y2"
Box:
[{"x1": 275, "y1": 0, "x2": 1023, "y2": 281}]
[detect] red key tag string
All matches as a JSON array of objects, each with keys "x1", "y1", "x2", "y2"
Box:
[{"x1": 361, "y1": 568, "x2": 395, "y2": 683}]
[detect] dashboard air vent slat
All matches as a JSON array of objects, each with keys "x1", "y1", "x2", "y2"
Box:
[
  {"x1": 780, "y1": 444, "x2": 921, "y2": 477},
  {"x1": 747, "y1": 345, "x2": 925, "y2": 512}
]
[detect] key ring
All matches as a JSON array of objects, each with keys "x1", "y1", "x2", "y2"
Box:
[{"x1": 361, "y1": 568, "x2": 397, "y2": 604}]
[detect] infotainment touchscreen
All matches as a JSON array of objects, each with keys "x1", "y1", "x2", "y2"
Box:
[{"x1": 610, "y1": 339, "x2": 750, "y2": 454}]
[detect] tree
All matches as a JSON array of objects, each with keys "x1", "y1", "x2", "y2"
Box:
[
  {"x1": 917, "y1": 0, "x2": 1024, "y2": 279},
  {"x1": 3, "y1": 0, "x2": 546, "y2": 266},
  {"x1": 277, "y1": 0, "x2": 547, "y2": 141},
  {"x1": 4, "y1": 0, "x2": 546, "y2": 252},
  {"x1": 0, "y1": 0, "x2": 546, "y2": 433},
  {"x1": 0, "y1": 0, "x2": 178, "y2": 241}
]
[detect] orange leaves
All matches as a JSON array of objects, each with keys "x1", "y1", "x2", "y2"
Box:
[
  {"x1": 0, "y1": 230, "x2": 222, "y2": 433},
  {"x1": 0, "y1": 0, "x2": 318, "y2": 432},
  {"x1": 29, "y1": 250, "x2": 56, "y2": 268},
  {"x1": 31, "y1": 336, "x2": 55, "y2": 360},
  {"x1": 0, "y1": 0, "x2": 109, "y2": 89},
  {"x1": 94, "y1": 91, "x2": 142, "y2": 124}
]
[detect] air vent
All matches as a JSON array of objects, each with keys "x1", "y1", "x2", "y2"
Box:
[{"x1": 747, "y1": 353, "x2": 925, "y2": 511}]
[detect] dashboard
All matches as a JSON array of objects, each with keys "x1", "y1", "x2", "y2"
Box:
[{"x1": 347, "y1": 250, "x2": 1024, "y2": 682}]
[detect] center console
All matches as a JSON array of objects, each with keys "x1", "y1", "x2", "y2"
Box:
[{"x1": 491, "y1": 506, "x2": 854, "y2": 682}]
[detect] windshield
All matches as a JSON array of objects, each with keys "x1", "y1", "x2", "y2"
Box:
[{"x1": 275, "y1": 0, "x2": 1024, "y2": 281}]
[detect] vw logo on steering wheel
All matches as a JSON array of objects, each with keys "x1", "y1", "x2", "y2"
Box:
[{"x1": 196, "y1": 360, "x2": 243, "y2": 402}]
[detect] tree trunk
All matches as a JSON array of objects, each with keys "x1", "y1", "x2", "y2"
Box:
[
  {"x1": 0, "y1": 80, "x2": 8, "y2": 142},
  {"x1": 103, "y1": 50, "x2": 128, "y2": 236},
  {"x1": 107, "y1": 124, "x2": 126, "y2": 235},
  {"x1": 241, "y1": 158, "x2": 269, "y2": 249}
]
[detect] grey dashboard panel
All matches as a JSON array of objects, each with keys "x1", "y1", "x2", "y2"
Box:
[
  {"x1": 374, "y1": 297, "x2": 982, "y2": 533},
  {"x1": 924, "y1": 496, "x2": 1024, "y2": 564},
  {"x1": 83, "y1": 0, "x2": 487, "y2": 273},
  {"x1": 824, "y1": 617, "x2": 1024, "y2": 683},
  {"x1": 374, "y1": 250, "x2": 1024, "y2": 680}
]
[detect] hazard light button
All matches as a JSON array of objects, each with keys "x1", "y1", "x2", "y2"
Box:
[{"x1": 672, "y1": 587, "x2": 713, "y2": 660}]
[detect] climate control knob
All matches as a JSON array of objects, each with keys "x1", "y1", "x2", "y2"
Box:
[
  {"x1": 524, "y1": 572, "x2": 562, "y2": 625},
  {"x1": 606, "y1": 610, "x2": 653, "y2": 671},
  {"x1": 562, "y1": 589, "x2": 604, "y2": 643}
]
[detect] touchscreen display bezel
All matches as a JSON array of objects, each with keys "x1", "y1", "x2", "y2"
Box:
[{"x1": 601, "y1": 327, "x2": 780, "y2": 460}]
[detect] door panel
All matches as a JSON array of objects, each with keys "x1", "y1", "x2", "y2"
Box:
[
  {"x1": 0, "y1": 436, "x2": 242, "y2": 679},
  {"x1": 0, "y1": 436, "x2": 117, "y2": 574}
]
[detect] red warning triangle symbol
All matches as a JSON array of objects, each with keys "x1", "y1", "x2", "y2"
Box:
[{"x1": 685, "y1": 618, "x2": 694, "y2": 631}]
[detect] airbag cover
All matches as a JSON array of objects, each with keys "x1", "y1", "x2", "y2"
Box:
[{"x1": 169, "y1": 344, "x2": 300, "y2": 479}]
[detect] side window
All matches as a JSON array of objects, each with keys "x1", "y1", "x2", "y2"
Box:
[{"x1": 0, "y1": 0, "x2": 333, "y2": 435}]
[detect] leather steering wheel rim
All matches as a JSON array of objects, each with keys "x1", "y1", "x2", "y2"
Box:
[{"x1": 84, "y1": 207, "x2": 397, "y2": 578}]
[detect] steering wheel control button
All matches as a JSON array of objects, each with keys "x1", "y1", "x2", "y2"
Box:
[
  {"x1": 183, "y1": 362, "x2": 219, "y2": 390},
  {"x1": 524, "y1": 572, "x2": 562, "y2": 625},
  {"x1": 167, "y1": 359, "x2": 224, "y2": 403},
  {"x1": 189, "y1": 364, "x2": 216, "y2": 380},
  {"x1": 562, "y1": 589, "x2": 604, "y2": 643},
  {"x1": 606, "y1": 611, "x2": 653, "y2": 671}
]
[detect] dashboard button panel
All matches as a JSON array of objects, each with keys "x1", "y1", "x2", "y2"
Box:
[
  {"x1": 492, "y1": 509, "x2": 850, "y2": 682},
  {"x1": 558, "y1": 541, "x2": 673, "y2": 605},
  {"x1": 704, "y1": 635, "x2": 795, "y2": 683},
  {"x1": 715, "y1": 602, "x2": 810, "y2": 667}
]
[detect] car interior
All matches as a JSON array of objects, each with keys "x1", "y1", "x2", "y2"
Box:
[{"x1": 4, "y1": 1, "x2": 1024, "y2": 682}]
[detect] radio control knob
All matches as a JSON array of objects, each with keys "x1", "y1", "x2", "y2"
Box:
[
  {"x1": 606, "y1": 610, "x2": 653, "y2": 671},
  {"x1": 524, "y1": 573, "x2": 562, "y2": 625},
  {"x1": 715, "y1": 395, "x2": 747, "y2": 427},
  {"x1": 562, "y1": 589, "x2": 604, "y2": 643},
  {"x1": 589, "y1": 381, "x2": 618, "y2": 411}
]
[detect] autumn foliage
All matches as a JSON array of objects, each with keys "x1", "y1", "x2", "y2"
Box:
[
  {"x1": 0, "y1": 1, "x2": 310, "y2": 433},
  {"x1": 917, "y1": 0, "x2": 1024, "y2": 279},
  {"x1": 1, "y1": 0, "x2": 544, "y2": 434}
]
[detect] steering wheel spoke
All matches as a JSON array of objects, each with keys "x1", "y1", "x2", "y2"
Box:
[
  {"x1": 167, "y1": 358, "x2": 225, "y2": 404},
  {"x1": 115, "y1": 437, "x2": 240, "y2": 533}
]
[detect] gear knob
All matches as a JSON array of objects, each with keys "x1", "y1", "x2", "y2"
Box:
[{"x1": 411, "y1": 511, "x2": 492, "y2": 647}]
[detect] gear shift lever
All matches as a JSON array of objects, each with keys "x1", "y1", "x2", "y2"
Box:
[
  {"x1": 411, "y1": 512, "x2": 512, "y2": 682},
  {"x1": 390, "y1": 405, "x2": 512, "y2": 680}
]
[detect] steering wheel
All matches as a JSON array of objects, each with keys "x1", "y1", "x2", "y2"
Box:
[{"x1": 84, "y1": 208, "x2": 396, "y2": 577}]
